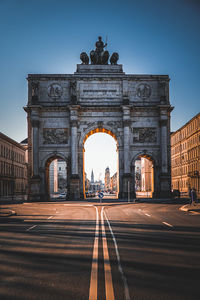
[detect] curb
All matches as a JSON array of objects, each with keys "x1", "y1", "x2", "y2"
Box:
[
  {"x1": 0, "y1": 210, "x2": 17, "y2": 217},
  {"x1": 179, "y1": 204, "x2": 200, "y2": 213}
]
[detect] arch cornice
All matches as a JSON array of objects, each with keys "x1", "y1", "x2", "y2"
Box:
[
  {"x1": 79, "y1": 123, "x2": 122, "y2": 147},
  {"x1": 131, "y1": 150, "x2": 159, "y2": 167},
  {"x1": 40, "y1": 152, "x2": 69, "y2": 169}
]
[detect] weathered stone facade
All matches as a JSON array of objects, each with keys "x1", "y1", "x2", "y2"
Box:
[{"x1": 24, "y1": 63, "x2": 173, "y2": 201}]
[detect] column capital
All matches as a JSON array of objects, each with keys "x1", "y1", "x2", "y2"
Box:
[
  {"x1": 70, "y1": 120, "x2": 78, "y2": 127},
  {"x1": 31, "y1": 119, "x2": 40, "y2": 127},
  {"x1": 123, "y1": 119, "x2": 131, "y2": 127},
  {"x1": 159, "y1": 119, "x2": 168, "y2": 126}
]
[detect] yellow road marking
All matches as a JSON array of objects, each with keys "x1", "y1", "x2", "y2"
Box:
[
  {"x1": 101, "y1": 207, "x2": 115, "y2": 300},
  {"x1": 89, "y1": 206, "x2": 99, "y2": 300}
]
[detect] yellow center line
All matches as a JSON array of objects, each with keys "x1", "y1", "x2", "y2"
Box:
[
  {"x1": 89, "y1": 206, "x2": 99, "y2": 300},
  {"x1": 101, "y1": 207, "x2": 115, "y2": 300}
]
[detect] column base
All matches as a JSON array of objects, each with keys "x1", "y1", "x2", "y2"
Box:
[
  {"x1": 121, "y1": 173, "x2": 136, "y2": 200},
  {"x1": 69, "y1": 174, "x2": 80, "y2": 200},
  {"x1": 159, "y1": 173, "x2": 171, "y2": 198},
  {"x1": 28, "y1": 175, "x2": 42, "y2": 202}
]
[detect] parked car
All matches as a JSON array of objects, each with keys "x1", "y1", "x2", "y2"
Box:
[{"x1": 58, "y1": 192, "x2": 67, "y2": 199}]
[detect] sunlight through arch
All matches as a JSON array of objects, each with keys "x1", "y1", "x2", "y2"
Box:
[{"x1": 83, "y1": 130, "x2": 118, "y2": 198}]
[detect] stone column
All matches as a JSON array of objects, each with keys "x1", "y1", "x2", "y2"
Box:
[
  {"x1": 123, "y1": 121, "x2": 130, "y2": 174},
  {"x1": 69, "y1": 106, "x2": 80, "y2": 200},
  {"x1": 71, "y1": 120, "x2": 78, "y2": 175},
  {"x1": 31, "y1": 119, "x2": 40, "y2": 177},
  {"x1": 160, "y1": 118, "x2": 168, "y2": 174},
  {"x1": 122, "y1": 106, "x2": 134, "y2": 199},
  {"x1": 29, "y1": 115, "x2": 41, "y2": 202},
  {"x1": 159, "y1": 114, "x2": 171, "y2": 197}
]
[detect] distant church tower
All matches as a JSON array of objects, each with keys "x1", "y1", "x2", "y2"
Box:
[
  {"x1": 91, "y1": 169, "x2": 94, "y2": 183},
  {"x1": 105, "y1": 167, "x2": 110, "y2": 191}
]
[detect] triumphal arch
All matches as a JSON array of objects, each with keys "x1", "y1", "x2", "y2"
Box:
[{"x1": 24, "y1": 37, "x2": 173, "y2": 201}]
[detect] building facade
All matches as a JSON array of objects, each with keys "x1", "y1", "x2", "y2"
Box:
[
  {"x1": 24, "y1": 38, "x2": 173, "y2": 201},
  {"x1": 171, "y1": 113, "x2": 200, "y2": 197},
  {"x1": 141, "y1": 158, "x2": 153, "y2": 192},
  {"x1": 0, "y1": 132, "x2": 28, "y2": 197},
  {"x1": 110, "y1": 172, "x2": 117, "y2": 192}
]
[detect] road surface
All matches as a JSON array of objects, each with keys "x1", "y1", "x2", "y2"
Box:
[{"x1": 0, "y1": 201, "x2": 200, "y2": 300}]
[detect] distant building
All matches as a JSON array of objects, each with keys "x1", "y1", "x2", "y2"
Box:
[
  {"x1": 49, "y1": 159, "x2": 67, "y2": 193},
  {"x1": 110, "y1": 172, "x2": 117, "y2": 192},
  {"x1": 105, "y1": 167, "x2": 111, "y2": 191},
  {"x1": 89, "y1": 170, "x2": 103, "y2": 192},
  {"x1": 171, "y1": 113, "x2": 200, "y2": 197},
  {"x1": 0, "y1": 132, "x2": 28, "y2": 197},
  {"x1": 91, "y1": 169, "x2": 94, "y2": 183},
  {"x1": 141, "y1": 158, "x2": 153, "y2": 192},
  {"x1": 85, "y1": 172, "x2": 90, "y2": 192}
]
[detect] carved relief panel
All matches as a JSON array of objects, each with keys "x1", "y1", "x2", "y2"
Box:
[
  {"x1": 132, "y1": 127, "x2": 157, "y2": 143},
  {"x1": 43, "y1": 128, "x2": 69, "y2": 144}
]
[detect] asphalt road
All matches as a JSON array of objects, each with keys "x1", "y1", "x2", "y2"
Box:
[{"x1": 0, "y1": 201, "x2": 200, "y2": 300}]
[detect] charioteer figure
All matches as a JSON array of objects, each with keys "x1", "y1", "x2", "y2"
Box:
[{"x1": 90, "y1": 36, "x2": 109, "y2": 65}]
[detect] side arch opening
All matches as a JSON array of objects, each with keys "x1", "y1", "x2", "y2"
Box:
[
  {"x1": 45, "y1": 155, "x2": 69, "y2": 200},
  {"x1": 133, "y1": 154, "x2": 155, "y2": 198}
]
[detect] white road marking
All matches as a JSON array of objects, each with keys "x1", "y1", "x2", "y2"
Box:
[
  {"x1": 145, "y1": 213, "x2": 151, "y2": 217},
  {"x1": 101, "y1": 207, "x2": 115, "y2": 300},
  {"x1": 89, "y1": 206, "x2": 99, "y2": 300},
  {"x1": 26, "y1": 225, "x2": 37, "y2": 231},
  {"x1": 47, "y1": 216, "x2": 53, "y2": 219},
  {"x1": 104, "y1": 208, "x2": 131, "y2": 300},
  {"x1": 162, "y1": 222, "x2": 173, "y2": 227}
]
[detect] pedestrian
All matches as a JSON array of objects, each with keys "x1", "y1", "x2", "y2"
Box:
[
  {"x1": 189, "y1": 188, "x2": 192, "y2": 205},
  {"x1": 190, "y1": 188, "x2": 197, "y2": 205}
]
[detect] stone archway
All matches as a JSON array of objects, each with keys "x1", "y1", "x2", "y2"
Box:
[
  {"x1": 131, "y1": 152, "x2": 159, "y2": 198},
  {"x1": 40, "y1": 153, "x2": 70, "y2": 200},
  {"x1": 25, "y1": 43, "x2": 172, "y2": 201}
]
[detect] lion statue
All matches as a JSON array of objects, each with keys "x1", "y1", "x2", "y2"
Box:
[
  {"x1": 80, "y1": 52, "x2": 89, "y2": 65},
  {"x1": 110, "y1": 52, "x2": 119, "y2": 65}
]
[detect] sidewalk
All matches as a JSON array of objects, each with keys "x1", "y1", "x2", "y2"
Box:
[
  {"x1": 180, "y1": 202, "x2": 200, "y2": 213},
  {"x1": 0, "y1": 195, "x2": 27, "y2": 205}
]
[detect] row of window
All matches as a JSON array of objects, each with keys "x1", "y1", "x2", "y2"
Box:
[
  {"x1": 0, "y1": 144, "x2": 25, "y2": 164},
  {"x1": 171, "y1": 146, "x2": 200, "y2": 165},
  {"x1": 172, "y1": 161, "x2": 200, "y2": 177},
  {"x1": 172, "y1": 177, "x2": 199, "y2": 192},
  {"x1": 171, "y1": 115, "x2": 200, "y2": 144},
  {"x1": 0, "y1": 161, "x2": 27, "y2": 178},
  {"x1": 0, "y1": 180, "x2": 27, "y2": 196},
  {"x1": 171, "y1": 135, "x2": 200, "y2": 155}
]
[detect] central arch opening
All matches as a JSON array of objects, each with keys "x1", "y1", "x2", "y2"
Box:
[{"x1": 83, "y1": 128, "x2": 118, "y2": 199}]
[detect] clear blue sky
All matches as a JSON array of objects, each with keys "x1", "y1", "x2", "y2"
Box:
[{"x1": 0, "y1": 1, "x2": 199, "y2": 144}]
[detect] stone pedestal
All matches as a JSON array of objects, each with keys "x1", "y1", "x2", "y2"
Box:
[
  {"x1": 28, "y1": 175, "x2": 41, "y2": 202},
  {"x1": 122, "y1": 173, "x2": 135, "y2": 200},
  {"x1": 159, "y1": 173, "x2": 171, "y2": 198},
  {"x1": 69, "y1": 175, "x2": 80, "y2": 200}
]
